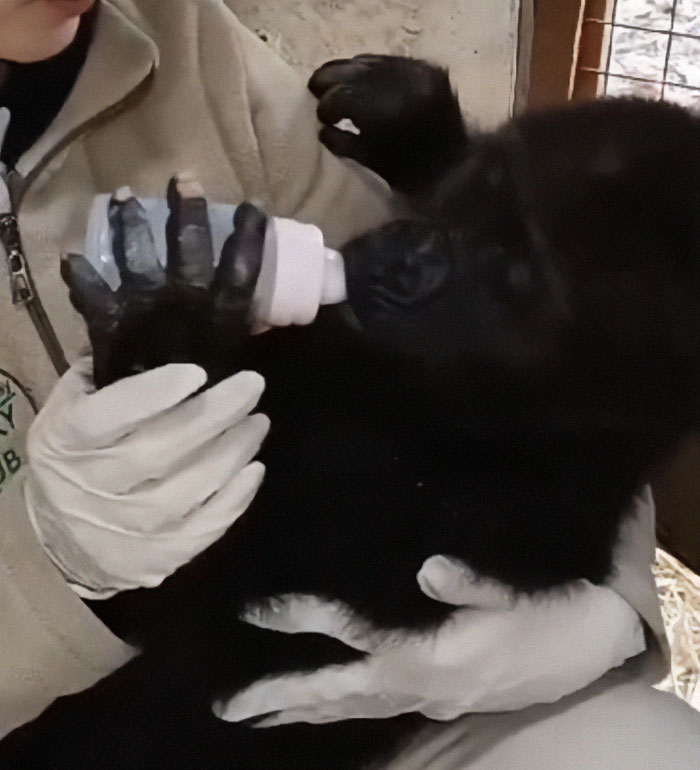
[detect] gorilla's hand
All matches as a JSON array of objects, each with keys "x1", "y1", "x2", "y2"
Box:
[
  {"x1": 309, "y1": 55, "x2": 469, "y2": 196},
  {"x1": 63, "y1": 177, "x2": 266, "y2": 389}
]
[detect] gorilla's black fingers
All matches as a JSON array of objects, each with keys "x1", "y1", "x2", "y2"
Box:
[
  {"x1": 165, "y1": 174, "x2": 215, "y2": 290},
  {"x1": 108, "y1": 189, "x2": 165, "y2": 291},
  {"x1": 213, "y1": 202, "x2": 267, "y2": 316},
  {"x1": 311, "y1": 55, "x2": 469, "y2": 197},
  {"x1": 61, "y1": 253, "x2": 127, "y2": 389},
  {"x1": 201, "y1": 203, "x2": 267, "y2": 377},
  {"x1": 318, "y1": 126, "x2": 369, "y2": 167},
  {"x1": 61, "y1": 253, "x2": 122, "y2": 324},
  {"x1": 316, "y1": 84, "x2": 370, "y2": 128},
  {"x1": 308, "y1": 58, "x2": 370, "y2": 98},
  {"x1": 352, "y1": 54, "x2": 400, "y2": 63},
  {"x1": 309, "y1": 56, "x2": 425, "y2": 101}
]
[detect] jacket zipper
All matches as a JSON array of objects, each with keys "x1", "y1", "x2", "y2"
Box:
[
  {"x1": 1, "y1": 171, "x2": 69, "y2": 375},
  {"x1": 0, "y1": 68, "x2": 155, "y2": 377}
]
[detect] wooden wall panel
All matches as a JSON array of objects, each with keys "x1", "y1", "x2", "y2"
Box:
[{"x1": 526, "y1": 0, "x2": 586, "y2": 109}]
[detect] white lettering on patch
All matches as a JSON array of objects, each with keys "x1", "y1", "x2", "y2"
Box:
[{"x1": 0, "y1": 371, "x2": 37, "y2": 494}]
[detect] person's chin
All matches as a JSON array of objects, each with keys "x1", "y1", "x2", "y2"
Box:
[
  {"x1": 3, "y1": 1, "x2": 88, "y2": 63},
  {"x1": 41, "y1": 0, "x2": 96, "y2": 19}
]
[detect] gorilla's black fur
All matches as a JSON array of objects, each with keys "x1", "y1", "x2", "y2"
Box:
[{"x1": 3, "y1": 57, "x2": 700, "y2": 768}]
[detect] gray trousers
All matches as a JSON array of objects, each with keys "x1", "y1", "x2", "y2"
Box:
[{"x1": 387, "y1": 657, "x2": 700, "y2": 770}]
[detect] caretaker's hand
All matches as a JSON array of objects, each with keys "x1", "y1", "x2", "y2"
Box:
[
  {"x1": 25, "y1": 357, "x2": 268, "y2": 599},
  {"x1": 215, "y1": 523, "x2": 649, "y2": 724}
]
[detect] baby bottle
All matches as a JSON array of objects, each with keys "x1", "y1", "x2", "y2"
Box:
[{"x1": 84, "y1": 189, "x2": 347, "y2": 329}]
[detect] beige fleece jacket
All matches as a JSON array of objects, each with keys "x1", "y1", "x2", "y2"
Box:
[
  {"x1": 0, "y1": 0, "x2": 667, "y2": 740},
  {"x1": 0, "y1": 0, "x2": 394, "y2": 735}
]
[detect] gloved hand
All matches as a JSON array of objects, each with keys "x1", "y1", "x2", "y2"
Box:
[
  {"x1": 215, "y1": 518, "x2": 649, "y2": 724},
  {"x1": 25, "y1": 358, "x2": 268, "y2": 599},
  {"x1": 26, "y1": 174, "x2": 271, "y2": 600}
]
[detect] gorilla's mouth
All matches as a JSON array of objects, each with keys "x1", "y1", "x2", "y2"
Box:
[
  {"x1": 339, "y1": 236, "x2": 373, "y2": 329},
  {"x1": 337, "y1": 301, "x2": 364, "y2": 332}
]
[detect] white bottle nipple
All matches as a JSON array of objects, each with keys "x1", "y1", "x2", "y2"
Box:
[
  {"x1": 320, "y1": 246, "x2": 346, "y2": 304},
  {"x1": 251, "y1": 217, "x2": 346, "y2": 328}
]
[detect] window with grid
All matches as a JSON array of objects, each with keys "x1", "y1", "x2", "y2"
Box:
[{"x1": 575, "y1": 0, "x2": 700, "y2": 110}]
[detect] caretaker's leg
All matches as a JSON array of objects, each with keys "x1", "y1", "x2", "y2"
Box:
[{"x1": 385, "y1": 655, "x2": 700, "y2": 770}]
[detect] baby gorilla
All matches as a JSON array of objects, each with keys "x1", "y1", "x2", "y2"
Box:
[{"x1": 3, "y1": 56, "x2": 700, "y2": 768}]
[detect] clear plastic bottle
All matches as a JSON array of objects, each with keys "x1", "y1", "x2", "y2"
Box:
[{"x1": 84, "y1": 192, "x2": 347, "y2": 329}]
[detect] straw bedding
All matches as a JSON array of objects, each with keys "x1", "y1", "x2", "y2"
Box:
[{"x1": 653, "y1": 548, "x2": 700, "y2": 710}]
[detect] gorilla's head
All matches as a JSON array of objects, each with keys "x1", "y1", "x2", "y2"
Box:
[
  {"x1": 341, "y1": 203, "x2": 700, "y2": 444},
  {"x1": 343, "y1": 218, "x2": 567, "y2": 371}
]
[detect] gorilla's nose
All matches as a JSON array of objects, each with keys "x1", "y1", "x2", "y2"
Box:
[{"x1": 342, "y1": 221, "x2": 453, "y2": 312}]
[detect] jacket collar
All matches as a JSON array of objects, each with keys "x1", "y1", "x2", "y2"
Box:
[{"x1": 15, "y1": 0, "x2": 159, "y2": 177}]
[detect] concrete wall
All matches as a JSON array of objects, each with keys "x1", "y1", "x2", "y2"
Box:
[{"x1": 231, "y1": 0, "x2": 520, "y2": 130}]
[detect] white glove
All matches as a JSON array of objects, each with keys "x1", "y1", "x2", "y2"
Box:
[
  {"x1": 26, "y1": 357, "x2": 269, "y2": 599},
  {"x1": 214, "y1": 559, "x2": 645, "y2": 725}
]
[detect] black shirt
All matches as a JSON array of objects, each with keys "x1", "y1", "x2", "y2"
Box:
[{"x1": 0, "y1": 4, "x2": 97, "y2": 169}]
